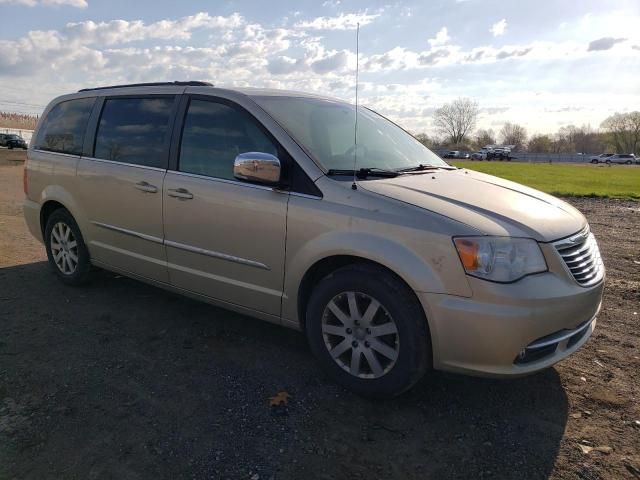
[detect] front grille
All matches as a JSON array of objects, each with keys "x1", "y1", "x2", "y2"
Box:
[{"x1": 554, "y1": 228, "x2": 604, "y2": 287}]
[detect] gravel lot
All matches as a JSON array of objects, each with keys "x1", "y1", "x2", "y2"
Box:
[{"x1": 1, "y1": 148, "x2": 639, "y2": 479}]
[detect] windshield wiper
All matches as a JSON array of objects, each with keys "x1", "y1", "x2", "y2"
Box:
[
  {"x1": 395, "y1": 164, "x2": 457, "y2": 172},
  {"x1": 326, "y1": 167, "x2": 400, "y2": 178}
]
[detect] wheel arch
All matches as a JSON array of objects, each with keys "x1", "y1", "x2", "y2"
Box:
[
  {"x1": 296, "y1": 254, "x2": 429, "y2": 337},
  {"x1": 38, "y1": 185, "x2": 87, "y2": 238},
  {"x1": 40, "y1": 199, "x2": 68, "y2": 237}
]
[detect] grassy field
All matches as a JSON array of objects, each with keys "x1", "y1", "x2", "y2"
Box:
[{"x1": 451, "y1": 161, "x2": 640, "y2": 200}]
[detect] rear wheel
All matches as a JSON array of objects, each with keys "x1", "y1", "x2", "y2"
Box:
[
  {"x1": 44, "y1": 209, "x2": 92, "y2": 286},
  {"x1": 306, "y1": 265, "x2": 431, "y2": 398},
  {"x1": 626, "y1": 160, "x2": 632, "y2": 165}
]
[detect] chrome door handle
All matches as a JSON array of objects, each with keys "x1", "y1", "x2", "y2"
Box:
[
  {"x1": 134, "y1": 181, "x2": 158, "y2": 193},
  {"x1": 167, "y1": 188, "x2": 194, "y2": 200}
]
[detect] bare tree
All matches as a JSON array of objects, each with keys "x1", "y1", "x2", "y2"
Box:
[
  {"x1": 474, "y1": 128, "x2": 496, "y2": 148},
  {"x1": 499, "y1": 122, "x2": 527, "y2": 150},
  {"x1": 413, "y1": 133, "x2": 433, "y2": 148},
  {"x1": 528, "y1": 134, "x2": 553, "y2": 153},
  {"x1": 433, "y1": 98, "x2": 479, "y2": 145},
  {"x1": 600, "y1": 112, "x2": 640, "y2": 154}
]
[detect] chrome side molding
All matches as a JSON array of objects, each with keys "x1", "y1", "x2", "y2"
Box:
[{"x1": 165, "y1": 240, "x2": 270, "y2": 270}]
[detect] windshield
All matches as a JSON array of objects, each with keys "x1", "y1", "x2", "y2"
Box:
[{"x1": 254, "y1": 96, "x2": 448, "y2": 171}]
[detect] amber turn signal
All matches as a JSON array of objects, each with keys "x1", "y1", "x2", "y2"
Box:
[{"x1": 454, "y1": 238, "x2": 479, "y2": 270}]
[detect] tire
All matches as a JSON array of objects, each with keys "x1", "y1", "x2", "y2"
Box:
[
  {"x1": 8, "y1": 144, "x2": 13, "y2": 150},
  {"x1": 306, "y1": 264, "x2": 431, "y2": 398},
  {"x1": 44, "y1": 208, "x2": 92, "y2": 286},
  {"x1": 606, "y1": 159, "x2": 611, "y2": 164},
  {"x1": 626, "y1": 160, "x2": 632, "y2": 165}
]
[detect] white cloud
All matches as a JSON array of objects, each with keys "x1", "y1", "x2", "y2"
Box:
[
  {"x1": 0, "y1": 0, "x2": 87, "y2": 7},
  {"x1": 295, "y1": 12, "x2": 379, "y2": 30},
  {"x1": 63, "y1": 12, "x2": 245, "y2": 46},
  {"x1": 490, "y1": 18, "x2": 507, "y2": 37},
  {"x1": 428, "y1": 27, "x2": 450, "y2": 47}
]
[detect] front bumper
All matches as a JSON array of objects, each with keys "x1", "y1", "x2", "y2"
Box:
[{"x1": 418, "y1": 271, "x2": 604, "y2": 377}]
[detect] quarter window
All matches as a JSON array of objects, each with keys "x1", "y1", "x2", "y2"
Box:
[
  {"x1": 179, "y1": 99, "x2": 278, "y2": 180},
  {"x1": 94, "y1": 97, "x2": 174, "y2": 168},
  {"x1": 34, "y1": 97, "x2": 95, "y2": 155}
]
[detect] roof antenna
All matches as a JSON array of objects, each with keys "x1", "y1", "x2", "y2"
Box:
[{"x1": 351, "y1": 22, "x2": 360, "y2": 191}]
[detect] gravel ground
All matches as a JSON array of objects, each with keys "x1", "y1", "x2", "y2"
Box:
[{"x1": 1, "y1": 149, "x2": 639, "y2": 479}]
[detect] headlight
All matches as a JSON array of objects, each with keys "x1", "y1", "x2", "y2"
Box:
[{"x1": 453, "y1": 236, "x2": 547, "y2": 282}]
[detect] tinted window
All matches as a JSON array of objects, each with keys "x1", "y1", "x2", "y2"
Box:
[
  {"x1": 179, "y1": 99, "x2": 277, "y2": 180},
  {"x1": 94, "y1": 97, "x2": 174, "y2": 168},
  {"x1": 34, "y1": 98, "x2": 95, "y2": 155}
]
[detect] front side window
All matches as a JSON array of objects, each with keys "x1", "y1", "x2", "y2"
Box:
[
  {"x1": 94, "y1": 97, "x2": 174, "y2": 168},
  {"x1": 254, "y1": 96, "x2": 447, "y2": 172},
  {"x1": 179, "y1": 99, "x2": 278, "y2": 180},
  {"x1": 34, "y1": 97, "x2": 95, "y2": 155}
]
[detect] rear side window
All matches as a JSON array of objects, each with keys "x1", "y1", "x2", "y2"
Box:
[
  {"x1": 34, "y1": 97, "x2": 95, "y2": 155},
  {"x1": 178, "y1": 99, "x2": 277, "y2": 180},
  {"x1": 94, "y1": 97, "x2": 174, "y2": 168}
]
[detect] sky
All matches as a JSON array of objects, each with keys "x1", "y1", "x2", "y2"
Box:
[{"x1": 0, "y1": 0, "x2": 638, "y2": 137}]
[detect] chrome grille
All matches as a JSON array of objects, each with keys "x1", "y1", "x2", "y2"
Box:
[{"x1": 554, "y1": 228, "x2": 604, "y2": 287}]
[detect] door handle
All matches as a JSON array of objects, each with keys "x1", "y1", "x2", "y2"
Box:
[
  {"x1": 134, "y1": 181, "x2": 158, "y2": 193},
  {"x1": 167, "y1": 188, "x2": 194, "y2": 200}
]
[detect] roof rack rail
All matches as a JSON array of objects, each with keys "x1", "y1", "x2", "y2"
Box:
[{"x1": 78, "y1": 81, "x2": 213, "y2": 92}]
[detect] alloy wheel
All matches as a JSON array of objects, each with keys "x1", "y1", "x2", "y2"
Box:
[
  {"x1": 50, "y1": 222, "x2": 78, "y2": 275},
  {"x1": 321, "y1": 291, "x2": 400, "y2": 379}
]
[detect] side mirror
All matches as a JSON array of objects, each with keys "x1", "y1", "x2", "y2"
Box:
[{"x1": 233, "y1": 152, "x2": 281, "y2": 186}]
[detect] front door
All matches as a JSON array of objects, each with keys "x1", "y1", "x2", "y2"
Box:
[{"x1": 163, "y1": 97, "x2": 289, "y2": 316}]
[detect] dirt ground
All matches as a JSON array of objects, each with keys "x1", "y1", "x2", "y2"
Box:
[{"x1": 1, "y1": 148, "x2": 639, "y2": 480}]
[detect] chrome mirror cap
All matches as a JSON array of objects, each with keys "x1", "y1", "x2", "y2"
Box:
[{"x1": 233, "y1": 152, "x2": 281, "y2": 185}]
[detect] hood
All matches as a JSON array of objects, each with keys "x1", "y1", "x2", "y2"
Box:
[{"x1": 359, "y1": 168, "x2": 586, "y2": 241}]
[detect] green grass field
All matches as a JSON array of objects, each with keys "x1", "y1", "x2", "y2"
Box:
[{"x1": 450, "y1": 161, "x2": 640, "y2": 200}]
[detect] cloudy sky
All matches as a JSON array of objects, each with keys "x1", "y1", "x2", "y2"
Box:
[{"x1": 0, "y1": 0, "x2": 638, "y2": 136}]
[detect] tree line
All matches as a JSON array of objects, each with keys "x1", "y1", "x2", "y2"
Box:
[
  {"x1": 0, "y1": 111, "x2": 39, "y2": 130},
  {"x1": 415, "y1": 98, "x2": 640, "y2": 154}
]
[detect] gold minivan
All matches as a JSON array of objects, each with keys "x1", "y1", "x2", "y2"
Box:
[{"x1": 24, "y1": 82, "x2": 604, "y2": 397}]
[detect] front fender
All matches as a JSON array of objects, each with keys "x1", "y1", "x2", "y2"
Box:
[{"x1": 281, "y1": 229, "x2": 472, "y2": 327}]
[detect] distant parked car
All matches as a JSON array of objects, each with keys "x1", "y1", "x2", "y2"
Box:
[
  {"x1": 0, "y1": 133, "x2": 10, "y2": 147},
  {"x1": 487, "y1": 148, "x2": 512, "y2": 161},
  {"x1": 605, "y1": 154, "x2": 636, "y2": 165},
  {"x1": 470, "y1": 151, "x2": 487, "y2": 160},
  {"x1": 443, "y1": 150, "x2": 470, "y2": 159},
  {"x1": 590, "y1": 153, "x2": 614, "y2": 164},
  {"x1": 4, "y1": 134, "x2": 27, "y2": 150}
]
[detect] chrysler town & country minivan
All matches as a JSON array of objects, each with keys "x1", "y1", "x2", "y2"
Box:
[{"x1": 24, "y1": 81, "x2": 605, "y2": 397}]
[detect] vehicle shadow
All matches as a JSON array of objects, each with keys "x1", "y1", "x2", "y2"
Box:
[{"x1": 0, "y1": 262, "x2": 568, "y2": 480}]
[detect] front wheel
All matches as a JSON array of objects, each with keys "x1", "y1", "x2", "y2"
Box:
[
  {"x1": 306, "y1": 265, "x2": 431, "y2": 398},
  {"x1": 44, "y1": 209, "x2": 92, "y2": 286}
]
